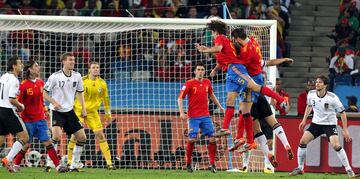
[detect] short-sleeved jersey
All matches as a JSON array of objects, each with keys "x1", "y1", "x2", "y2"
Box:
[
  {"x1": 18, "y1": 79, "x2": 45, "y2": 122},
  {"x1": 74, "y1": 75, "x2": 110, "y2": 113},
  {"x1": 0, "y1": 73, "x2": 19, "y2": 109},
  {"x1": 214, "y1": 35, "x2": 243, "y2": 69},
  {"x1": 240, "y1": 37, "x2": 263, "y2": 76},
  {"x1": 307, "y1": 90, "x2": 345, "y2": 125},
  {"x1": 178, "y1": 79, "x2": 213, "y2": 118},
  {"x1": 44, "y1": 70, "x2": 84, "y2": 112}
]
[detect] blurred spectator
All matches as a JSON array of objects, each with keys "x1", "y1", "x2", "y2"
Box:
[
  {"x1": 297, "y1": 79, "x2": 315, "y2": 116},
  {"x1": 19, "y1": 0, "x2": 37, "y2": 15},
  {"x1": 329, "y1": 47, "x2": 355, "y2": 91},
  {"x1": 187, "y1": 0, "x2": 210, "y2": 18},
  {"x1": 273, "y1": 78, "x2": 290, "y2": 115},
  {"x1": 204, "y1": 5, "x2": 221, "y2": 19},
  {"x1": 115, "y1": 44, "x2": 131, "y2": 71},
  {"x1": 102, "y1": 1, "x2": 121, "y2": 17},
  {"x1": 60, "y1": 0, "x2": 79, "y2": 16},
  {"x1": 345, "y1": 96, "x2": 359, "y2": 112},
  {"x1": 163, "y1": 0, "x2": 187, "y2": 18},
  {"x1": 247, "y1": 0, "x2": 269, "y2": 19},
  {"x1": 79, "y1": 0, "x2": 101, "y2": 16},
  {"x1": 187, "y1": 7, "x2": 198, "y2": 18},
  {"x1": 338, "y1": 7, "x2": 359, "y2": 31},
  {"x1": 328, "y1": 18, "x2": 357, "y2": 57},
  {"x1": 0, "y1": 5, "x2": 15, "y2": 14},
  {"x1": 46, "y1": 0, "x2": 65, "y2": 10},
  {"x1": 273, "y1": 0, "x2": 290, "y2": 39}
]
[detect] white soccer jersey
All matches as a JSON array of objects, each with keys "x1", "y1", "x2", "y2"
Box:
[
  {"x1": 0, "y1": 73, "x2": 20, "y2": 109},
  {"x1": 307, "y1": 90, "x2": 345, "y2": 125},
  {"x1": 44, "y1": 70, "x2": 84, "y2": 112}
]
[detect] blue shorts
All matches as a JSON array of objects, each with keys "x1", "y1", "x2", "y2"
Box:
[
  {"x1": 241, "y1": 73, "x2": 264, "y2": 103},
  {"x1": 225, "y1": 64, "x2": 250, "y2": 93},
  {"x1": 25, "y1": 120, "x2": 50, "y2": 143},
  {"x1": 188, "y1": 116, "x2": 215, "y2": 139}
]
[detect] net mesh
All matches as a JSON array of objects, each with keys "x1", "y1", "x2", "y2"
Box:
[{"x1": 0, "y1": 16, "x2": 273, "y2": 171}]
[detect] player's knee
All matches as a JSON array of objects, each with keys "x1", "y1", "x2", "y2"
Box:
[
  {"x1": 333, "y1": 146, "x2": 342, "y2": 152},
  {"x1": 209, "y1": 137, "x2": 216, "y2": 144},
  {"x1": 18, "y1": 132, "x2": 29, "y2": 144},
  {"x1": 95, "y1": 131, "x2": 105, "y2": 140},
  {"x1": 52, "y1": 136, "x2": 61, "y2": 142},
  {"x1": 188, "y1": 139, "x2": 196, "y2": 144},
  {"x1": 272, "y1": 122, "x2": 281, "y2": 130},
  {"x1": 299, "y1": 143, "x2": 307, "y2": 148}
]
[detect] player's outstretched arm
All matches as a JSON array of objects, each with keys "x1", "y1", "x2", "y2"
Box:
[
  {"x1": 339, "y1": 112, "x2": 351, "y2": 142},
  {"x1": 76, "y1": 92, "x2": 87, "y2": 118},
  {"x1": 43, "y1": 90, "x2": 61, "y2": 110},
  {"x1": 209, "y1": 93, "x2": 225, "y2": 113},
  {"x1": 299, "y1": 105, "x2": 313, "y2": 131},
  {"x1": 102, "y1": 81, "x2": 111, "y2": 120},
  {"x1": 195, "y1": 43, "x2": 222, "y2": 53},
  {"x1": 266, "y1": 58, "x2": 294, "y2": 66},
  {"x1": 210, "y1": 64, "x2": 222, "y2": 77},
  {"x1": 177, "y1": 96, "x2": 187, "y2": 120}
]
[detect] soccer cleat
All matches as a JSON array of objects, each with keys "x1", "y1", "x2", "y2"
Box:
[
  {"x1": 289, "y1": 168, "x2": 304, "y2": 176},
  {"x1": 44, "y1": 166, "x2": 51, "y2": 172},
  {"x1": 239, "y1": 166, "x2": 248, "y2": 173},
  {"x1": 13, "y1": 165, "x2": 21, "y2": 172},
  {"x1": 69, "y1": 168, "x2": 84, "y2": 172},
  {"x1": 2, "y1": 157, "x2": 15, "y2": 173},
  {"x1": 267, "y1": 153, "x2": 279, "y2": 168},
  {"x1": 214, "y1": 128, "x2": 231, "y2": 137},
  {"x1": 238, "y1": 142, "x2": 257, "y2": 154},
  {"x1": 186, "y1": 164, "x2": 193, "y2": 173},
  {"x1": 106, "y1": 164, "x2": 116, "y2": 170},
  {"x1": 263, "y1": 167, "x2": 274, "y2": 174},
  {"x1": 347, "y1": 170, "x2": 360, "y2": 178},
  {"x1": 208, "y1": 164, "x2": 216, "y2": 173},
  {"x1": 228, "y1": 138, "x2": 246, "y2": 152},
  {"x1": 285, "y1": 145, "x2": 294, "y2": 160},
  {"x1": 56, "y1": 165, "x2": 68, "y2": 173}
]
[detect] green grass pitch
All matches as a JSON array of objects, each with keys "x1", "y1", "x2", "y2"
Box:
[{"x1": 0, "y1": 168, "x2": 350, "y2": 179}]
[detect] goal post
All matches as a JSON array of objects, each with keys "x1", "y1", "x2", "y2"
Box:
[{"x1": 0, "y1": 15, "x2": 277, "y2": 171}]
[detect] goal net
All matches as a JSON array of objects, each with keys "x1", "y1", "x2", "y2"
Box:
[{"x1": 0, "y1": 15, "x2": 277, "y2": 171}]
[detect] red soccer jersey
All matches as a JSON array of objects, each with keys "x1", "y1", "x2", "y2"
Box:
[
  {"x1": 18, "y1": 79, "x2": 45, "y2": 122},
  {"x1": 178, "y1": 79, "x2": 213, "y2": 118},
  {"x1": 240, "y1": 37, "x2": 263, "y2": 76},
  {"x1": 214, "y1": 35, "x2": 243, "y2": 70}
]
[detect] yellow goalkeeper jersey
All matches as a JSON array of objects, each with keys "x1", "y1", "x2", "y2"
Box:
[{"x1": 74, "y1": 75, "x2": 110, "y2": 113}]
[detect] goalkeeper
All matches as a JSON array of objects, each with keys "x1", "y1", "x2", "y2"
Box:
[{"x1": 67, "y1": 61, "x2": 114, "y2": 169}]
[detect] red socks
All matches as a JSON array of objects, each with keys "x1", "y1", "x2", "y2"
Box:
[
  {"x1": 186, "y1": 142, "x2": 195, "y2": 165},
  {"x1": 14, "y1": 149, "x2": 26, "y2": 165},
  {"x1": 222, "y1": 106, "x2": 235, "y2": 129},
  {"x1": 260, "y1": 86, "x2": 284, "y2": 103},
  {"x1": 236, "y1": 113, "x2": 245, "y2": 139},
  {"x1": 208, "y1": 143, "x2": 217, "y2": 165},
  {"x1": 243, "y1": 113, "x2": 254, "y2": 144},
  {"x1": 47, "y1": 144, "x2": 60, "y2": 167}
]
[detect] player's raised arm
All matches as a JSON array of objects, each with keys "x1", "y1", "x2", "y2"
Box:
[{"x1": 266, "y1": 58, "x2": 294, "y2": 66}]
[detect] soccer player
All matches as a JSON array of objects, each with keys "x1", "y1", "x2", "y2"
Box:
[
  {"x1": 0, "y1": 56, "x2": 28, "y2": 172},
  {"x1": 13, "y1": 61, "x2": 67, "y2": 172},
  {"x1": 289, "y1": 75, "x2": 358, "y2": 178},
  {"x1": 228, "y1": 28, "x2": 290, "y2": 153},
  {"x1": 195, "y1": 20, "x2": 286, "y2": 145},
  {"x1": 43, "y1": 52, "x2": 87, "y2": 172},
  {"x1": 67, "y1": 61, "x2": 114, "y2": 169},
  {"x1": 178, "y1": 62, "x2": 224, "y2": 173}
]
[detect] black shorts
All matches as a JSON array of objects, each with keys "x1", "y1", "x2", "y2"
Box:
[
  {"x1": 259, "y1": 119, "x2": 273, "y2": 140},
  {"x1": 0, "y1": 107, "x2": 26, "y2": 135},
  {"x1": 51, "y1": 110, "x2": 83, "y2": 136},
  {"x1": 251, "y1": 95, "x2": 273, "y2": 120},
  {"x1": 306, "y1": 123, "x2": 338, "y2": 139}
]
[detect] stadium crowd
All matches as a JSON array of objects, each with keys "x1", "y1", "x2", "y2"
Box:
[{"x1": 0, "y1": 0, "x2": 295, "y2": 82}]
